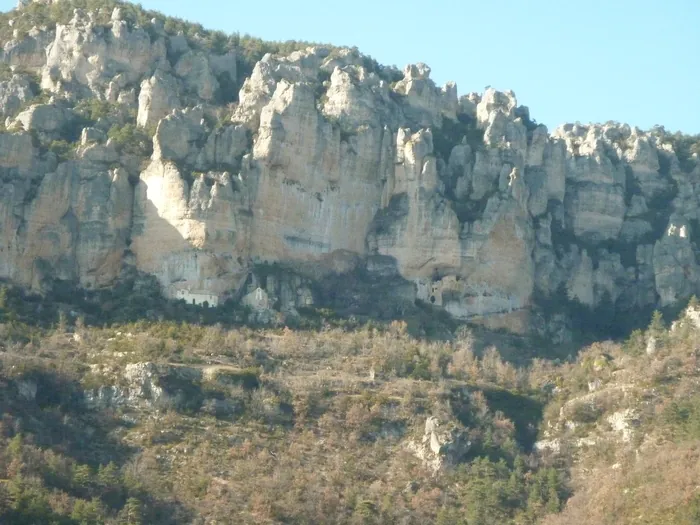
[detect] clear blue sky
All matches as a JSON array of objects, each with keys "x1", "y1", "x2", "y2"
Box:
[{"x1": 2, "y1": 0, "x2": 699, "y2": 133}]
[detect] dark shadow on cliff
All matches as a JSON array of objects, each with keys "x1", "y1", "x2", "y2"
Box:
[{"x1": 1, "y1": 266, "x2": 669, "y2": 372}]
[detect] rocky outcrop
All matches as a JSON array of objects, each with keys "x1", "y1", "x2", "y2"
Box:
[
  {"x1": 131, "y1": 158, "x2": 247, "y2": 298},
  {"x1": 14, "y1": 103, "x2": 76, "y2": 138},
  {"x1": 42, "y1": 7, "x2": 166, "y2": 99},
  {"x1": 84, "y1": 361, "x2": 249, "y2": 418},
  {"x1": 0, "y1": 1, "x2": 699, "y2": 333},
  {"x1": 406, "y1": 416, "x2": 471, "y2": 473},
  {"x1": 2, "y1": 27, "x2": 53, "y2": 69},
  {"x1": 653, "y1": 216, "x2": 700, "y2": 306},
  {"x1": 0, "y1": 73, "x2": 35, "y2": 118},
  {"x1": 174, "y1": 51, "x2": 218, "y2": 101},
  {"x1": 137, "y1": 70, "x2": 180, "y2": 128}
]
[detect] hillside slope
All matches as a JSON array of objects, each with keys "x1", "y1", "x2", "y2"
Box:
[
  {"x1": 1, "y1": 287, "x2": 700, "y2": 523},
  {"x1": 536, "y1": 305, "x2": 700, "y2": 524}
]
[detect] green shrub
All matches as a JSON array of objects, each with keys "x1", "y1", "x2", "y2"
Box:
[
  {"x1": 47, "y1": 139, "x2": 74, "y2": 161},
  {"x1": 107, "y1": 123, "x2": 153, "y2": 157},
  {"x1": 380, "y1": 346, "x2": 433, "y2": 380},
  {"x1": 0, "y1": 62, "x2": 14, "y2": 82},
  {"x1": 74, "y1": 98, "x2": 113, "y2": 122},
  {"x1": 623, "y1": 328, "x2": 646, "y2": 355}
]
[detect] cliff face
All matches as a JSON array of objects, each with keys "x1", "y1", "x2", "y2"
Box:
[{"x1": 1, "y1": 1, "x2": 699, "y2": 333}]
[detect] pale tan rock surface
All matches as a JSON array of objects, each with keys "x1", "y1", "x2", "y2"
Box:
[{"x1": 1, "y1": 2, "x2": 699, "y2": 331}]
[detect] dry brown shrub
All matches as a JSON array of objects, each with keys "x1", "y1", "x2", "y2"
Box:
[
  {"x1": 469, "y1": 390, "x2": 489, "y2": 418},
  {"x1": 480, "y1": 346, "x2": 504, "y2": 383},
  {"x1": 448, "y1": 342, "x2": 479, "y2": 380},
  {"x1": 543, "y1": 443, "x2": 700, "y2": 525}
]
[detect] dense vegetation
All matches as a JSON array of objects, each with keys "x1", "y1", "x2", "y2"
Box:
[
  {"x1": 537, "y1": 303, "x2": 700, "y2": 524},
  {"x1": 0, "y1": 281, "x2": 568, "y2": 524},
  {"x1": 2, "y1": 276, "x2": 700, "y2": 523}
]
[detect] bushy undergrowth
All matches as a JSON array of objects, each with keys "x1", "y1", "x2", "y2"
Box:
[
  {"x1": 537, "y1": 302, "x2": 700, "y2": 524},
  {"x1": 0, "y1": 285, "x2": 573, "y2": 524},
  {"x1": 3, "y1": 288, "x2": 700, "y2": 523}
]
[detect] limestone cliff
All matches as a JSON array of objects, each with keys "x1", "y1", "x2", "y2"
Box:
[{"x1": 1, "y1": 0, "x2": 699, "y2": 335}]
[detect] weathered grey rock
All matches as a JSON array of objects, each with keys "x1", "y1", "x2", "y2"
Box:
[
  {"x1": 646, "y1": 336, "x2": 657, "y2": 355},
  {"x1": 322, "y1": 66, "x2": 383, "y2": 128},
  {"x1": 174, "y1": 51, "x2": 219, "y2": 101},
  {"x1": 371, "y1": 128, "x2": 461, "y2": 280},
  {"x1": 392, "y1": 63, "x2": 458, "y2": 127},
  {"x1": 620, "y1": 218, "x2": 653, "y2": 241},
  {"x1": 458, "y1": 93, "x2": 478, "y2": 118},
  {"x1": 406, "y1": 416, "x2": 471, "y2": 473},
  {"x1": 483, "y1": 110, "x2": 527, "y2": 156},
  {"x1": 137, "y1": 70, "x2": 181, "y2": 128},
  {"x1": 2, "y1": 28, "x2": 53, "y2": 69},
  {"x1": 527, "y1": 125, "x2": 549, "y2": 167},
  {"x1": 123, "y1": 362, "x2": 201, "y2": 408},
  {"x1": 209, "y1": 50, "x2": 237, "y2": 82},
  {"x1": 471, "y1": 148, "x2": 502, "y2": 200},
  {"x1": 565, "y1": 182, "x2": 626, "y2": 241},
  {"x1": 525, "y1": 167, "x2": 548, "y2": 216},
  {"x1": 85, "y1": 362, "x2": 209, "y2": 411},
  {"x1": 624, "y1": 132, "x2": 667, "y2": 198},
  {"x1": 198, "y1": 123, "x2": 249, "y2": 170},
  {"x1": 543, "y1": 138, "x2": 567, "y2": 202},
  {"x1": 234, "y1": 47, "x2": 329, "y2": 130},
  {"x1": 244, "y1": 76, "x2": 388, "y2": 272},
  {"x1": 78, "y1": 142, "x2": 119, "y2": 164},
  {"x1": 0, "y1": 74, "x2": 34, "y2": 118},
  {"x1": 1, "y1": 151, "x2": 132, "y2": 289},
  {"x1": 42, "y1": 8, "x2": 168, "y2": 98},
  {"x1": 0, "y1": 131, "x2": 39, "y2": 174},
  {"x1": 153, "y1": 106, "x2": 205, "y2": 163},
  {"x1": 80, "y1": 126, "x2": 105, "y2": 145},
  {"x1": 653, "y1": 216, "x2": 700, "y2": 306},
  {"x1": 448, "y1": 142, "x2": 473, "y2": 199},
  {"x1": 167, "y1": 33, "x2": 190, "y2": 58},
  {"x1": 131, "y1": 158, "x2": 246, "y2": 299},
  {"x1": 476, "y1": 88, "x2": 517, "y2": 126},
  {"x1": 14, "y1": 103, "x2": 75, "y2": 137}
]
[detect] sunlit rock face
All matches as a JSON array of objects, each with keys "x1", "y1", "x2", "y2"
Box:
[
  {"x1": 247, "y1": 77, "x2": 386, "y2": 264},
  {"x1": 1, "y1": 2, "x2": 699, "y2": 332}
]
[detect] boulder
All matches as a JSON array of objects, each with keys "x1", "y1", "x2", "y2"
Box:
[{"x1": 14, "y1": 103, "x2": 76, "y2": 138}]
